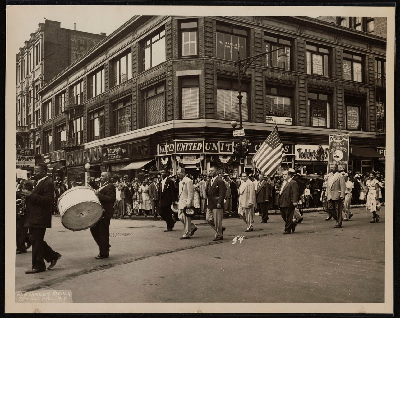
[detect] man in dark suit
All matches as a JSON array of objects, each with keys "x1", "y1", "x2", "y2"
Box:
[
  {"x1": 278, "y1": 168, "x2": 299, "y2": 234},
  {"x1": 91, "y1": 172, "x2": 116, "y2": 259},
  {"x1": 158, "y1": 169, "x2": 178, "y2": 232},
  {"x1": 230, "y1": 177, "x2": 238, "y2": 215},
  {"x1": 206, "y1": 166, "x2": 226, "y2": 241},
  {"x1": 256, "y1": 172, "x2": 271, "y2": 223},
  {"x1": 22, "y1": 163, "x2": 61, "y2": 273}
]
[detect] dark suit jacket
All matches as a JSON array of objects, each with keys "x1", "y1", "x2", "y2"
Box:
[
  {"x1": 278, "y1": 179, "x2": 299, "y2": 208},
  {"x1": 206, "y1": 177, "x2": 226, "y2": 209},
  {"x1": 159, "y1": 178, "x2": 177, "y2": 207},
  {"x1": 24, "y1": 176, "x2": 54, "y2": 228},
  {"x1": 97, "y1": 183, "x2": 116, "y2": 219},
  {"x1": 256, "y1": 180, "x2": 271, "y2": 203},
  {"x1": 230, "y1": 181, "x2": 238, "y2": 198}
]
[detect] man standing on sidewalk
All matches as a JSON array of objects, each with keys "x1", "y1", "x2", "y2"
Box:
[
  {"x1": 22, "y1": 163, "x2": 61, "y2": 273},
  {"x1": 176, "y1": 168, "x2": 197, "y2": 239},
  {"x1": 256, "y1": 172, "x2": 271, "y2": 223},
  {"x1": 159, "y1": 169, "x2": 178, "y2": 232},
  {"x1": 278, "y1": 168, "x2": 299, "y2": 234},
  {"x1": 206, "y1": 166, "x2": 226, "y2": 241},
  {"x1": 326, "y1": 164, "x2": 346, "y2": 228}
]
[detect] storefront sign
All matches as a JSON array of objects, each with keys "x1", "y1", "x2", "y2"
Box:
[
  {"x1": 347, "y1": 107, "x2": 360, "y2": 130},
  {"x1": 49, "y1": 150, "x2": 66, "y2": 163},
  {"x1": 102, "y1": 143, "x2": 129, "y2": 163},
  {"x1": 129, "y1": 139, "x2": 150, "y2": 159},
  {"x1": 175, "y1": 140, "x2": 204, "y2": 153},
  {"x1": 16, "y1": 148, "x2": 35, "y2": 168},
  {"x1": 204, "y1": 142, "x2": 219, "y2": 153},
  {"x1": 219, "y1": 141, "x2": 234, "y2": 154},
  {"x1": 182, "y1": 155, "x2": 199, "y2": 164},
  {"x1": 265, "y1": 116, "x2": 293, "y2": 125},
  {"x1": 328, "y1": 134, "x2": 349, "y2": 171},
  {"x1": 66, "y1": 146, "x2": 103, "y2": 166},
  {"x1": 377, "y1": 147, "x2": 386, "y2": 157},
  {"x1": 158, "y1": 142, "x2": 175, "y2": 155},
  {"x1": 295, "y1": 145, "x2": 329, "y2": 161}
]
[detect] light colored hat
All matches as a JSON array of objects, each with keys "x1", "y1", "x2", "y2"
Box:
[{"x1": 288, "y1": 168, "x2": 295, "y2": 174}]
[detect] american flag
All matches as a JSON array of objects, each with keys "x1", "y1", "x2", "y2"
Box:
[{"x1": 252, "y1": 125, "x2": 283, "y2": 176}]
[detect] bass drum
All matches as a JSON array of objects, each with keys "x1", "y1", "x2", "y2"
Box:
[{"x1": 58, "y1": 186, "x2": 104, "y2": 231}]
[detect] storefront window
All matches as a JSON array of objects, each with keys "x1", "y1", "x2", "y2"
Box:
[
  {"x1": 216, "y1": 23, "x2": 247, "y2": 62},
  {"x1": 217, "y1": 79, "x2": 248, "y2": 121},
  {"x1": 264, "y1": 35, "x2": 291, "y2": 71},
  {"x1": 141, "y1": 29, "x2": 165, "y2": 71},
  {"x1": 142, "y1": 84, "x2": 165, "y2": 128},
  {"x1": 88, "y1": 109, "x2": 105, "y2": 142},
  {"x1": 113, "y1": 96, "x2": 132, "y2": 135},
  {"x1": 306, "y1": 44, "x2": 330, "y2": 77},
  {"x1": 308, "y1": 93, "x2": 331, "y2": 128},
  {"x1": 181, "y1": 76, "x2": 199, "y2": 119}
]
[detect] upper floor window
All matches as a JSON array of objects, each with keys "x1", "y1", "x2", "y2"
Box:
[
  {"x1": 142, "y1": 29, "x2": 165, "y2": 71},
  {"x1": 88, "y1": 108, "x2": 105, "y2": 142},
  {"x1": 112, "y1": 52, "x2": 132, "y2": 87},
  {"x1": 343, "y1": 52, "x2": 363, "y2": 82},
  {"x1": 16, "y1": 64, "x2": 20, "y2": 84},
  {"x1": 35, "y1": 42, "x2": 41, "y2": 66},
  {"x1": 181, "y1": 76, "x2": 199, "y2": 119},
  {"x1": 366, "y1": 17, "x2": 375, "y2": 34},
  {"x1": 35, "y1": 110, "x2": 41, "y2": 128},
  {"x1": 216, "y1": 23, "x2": 247, "y2": 62},
  {"x1": 112, "y1": 96, "x2": 132, "y2": 135},
  {"x1": 306, "y1": 44, "x2": 330, "y2": 77},
  {"x1": 55, "y1": 92, "x2": 65, "y2": 115},
  {"x1": 71, "y1": 116, "x2": 84, "y2": 145},
  {"x1": 264, "y1": 35, "x2": 291, "y2": 71},
  {"x1": 88, "y1": 68, "x2": 105, "y2": 99},
  {"x1": 265, "y1": 86, "x2": 293, "y2": 125},
  {"x1": 70, "y1": 81, "x2": 84, "y2": 105},
  {"x1": 375, "y1": 58, "x2": 386, "y2": 86},
  {"x1": 142, "y1": 84, "x2": 165, "y2": 128},
  {"x1": 54, "y1": 123, "x2": 66, "y2": 151},
  {"x1": 308, "y1": 92, "x2": 331, "y2": 128},
  {"x1": 180, "y1": 20, "x2": 198, "y2": 57},
  {"x1": 353, "y1": 17, "x2": 363, "y2": 31},
  {"x1": 338, "y1": 17, "x2": 350, "y2": 28},
  {"x1": 217, "y1": 79, "x2": 249, "y2": 121},
  {"x1": 43, "y1": 100, "x2": 52, "y2": 122},
  {"x1": 42, "y1": 129, "x2": 51, "y2": 154}
]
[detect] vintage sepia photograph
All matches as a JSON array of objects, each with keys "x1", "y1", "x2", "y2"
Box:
[{"x1": 5, "y1": 4, "x2": 395, "y2": 313}]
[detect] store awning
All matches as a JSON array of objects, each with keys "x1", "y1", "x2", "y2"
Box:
[
  {"x1": 120, "y1": 159, "x2": 153, "y2": 171},
  {"x1": 351, "y1": 146, "x2": 381, "y2": 158}
]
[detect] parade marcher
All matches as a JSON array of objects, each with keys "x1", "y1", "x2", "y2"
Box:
[
  {"x1": 91, "y1": 172, "x2": 116, "y2": 259},
  {"x1": 223, "y1": 175, "x2": 232, "y2": 215},
  {"x1": 278, "y1": 168, "x2": 299, "y2": 234},
  {"x1": 140, "y1": 179, "x2": 151, "y2": 217},
  {"x1": 22, "y1": 163, "x2": 62, "y2": 273},
  {"x1": 149, "y1": 177, "x2": 160, "y2": 218},
  {"x1": 238, "y1": 172, "x2": 256, "y2": 232},
  {"x1": 230, "y1": 176, "x2": 239, "y2": 216},
  {"x1": 342, "y1": 173, "x2": 354, "y2": 221},
  {"x1": 16, "y1": 180, "x2": 33, "y2": 254},
  {"x1": 256, "y1": 172, "x2": 271, "y2": 223},
  {"x1": 122, "y1": 175, "x2": 133, "y2": 217},
  {"x1": 158, "y1": 170, "x2": 178, "y2": 232},
  {"x1": 193, "y1": 178, "x2": 201, "y2": 215},
  {"x1": 206, "y1": 166, "x2": 226, "y2": 241},
  {"x1": 326, "y1": 164, "x2": 346, "y2": 228},
  {"x1": 176, "y1": 168, "x2": 197, "y2": 239},
  {"x1": 199, "y1": 175, "x2": 207, "y2": 214},
  {"x1": 365, "y1": 172, "x2": 380, "y2": 223}
]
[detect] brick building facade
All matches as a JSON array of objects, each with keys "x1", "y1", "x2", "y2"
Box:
[
  {"x1": 38, "y1": 15, "x2": 387, "y2": 184},
  {"x1": 15, "y1": 20, "x2": 106, "y2": 167}
]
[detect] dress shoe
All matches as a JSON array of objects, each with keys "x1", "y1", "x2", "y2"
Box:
[
  {"x1": 334, "y1": 224, "x2": 342, "y2": 228},
  {"x1": 16, "y1": 249, "x2": 27, "y2": 254},
  {"x1": 164, "y1": 229, "x2": 173, "y2": 232},
  {"x1": 349, "y1": 213, "x2": 353, "y2": 220},
  {"x1": 283, "y1": 230, "x2": 291, "y2": 234},
  {"x1": 180, "y1": 236, "x2": 191, "y2": 240},
  {"x1": 245, "y1": 227, "x2": 253, "y2": 232},
  {"x1": 48, "y1": 253, "x2": 62, "y2": 270},
  {"x1": 95, "y1": 254, "x2": 109, "y2": 259},
  {"x1": 190, "y1": 226, "x2": 198, "y2": 236},
  {"x1": 297, "y1": 217, "x2": 303, "y2": 223},
  {"x1": 25, "y1": 268, "x2": 46, "y2": 274},
  {"x1": 343, "y1": 218, "x2": 349, "y2": 221},
  {"x1": 213, "y1": 236, "x2": 223, "y2": 241},
  {"x1": 325, "y1": 216, "x2": 332, "y2": 221}
]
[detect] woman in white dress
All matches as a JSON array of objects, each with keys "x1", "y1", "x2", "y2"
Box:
[
  {"x1": 140, "y1": 179, "x2": 151, "y2": 217},
  {"x1": 365, "y1": 172, "x2": 380, "y2": 223},
  {"x1": 193, "y1": 178, "x2": 201, "y2": 214}
]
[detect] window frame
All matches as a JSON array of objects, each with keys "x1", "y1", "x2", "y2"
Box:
[
  {"x1": 179, "y1": 19, "x2": 199, "y2": 58},
  {"x1": 141, "y1": 83, "x2": 166, "y2": 128},
  {"x1": 141, "y1": 29, "x2": 166, "y2": 72},
  {"x1": 55, "y1": 91, "x2": 66, "y2": 116},
  {"x1": 112, "y1": 96, "x2": 132, "y2": 135},
  {"x1": 343, "y1": 52, "x2": 364, "y2": 82},
  {"x1": 42, "y1": 129, "x2": 51, "y2": 154},
  {"x1": 375, "y1": 58, "x2": 386, "y2": 86},
  {"x1": 306, "y1": 44, "x2": 330, "y2": 78},
  {"x1": 308, "y1": 92, "x2": 332, "y2": 128},
  {"x1": 70, "y1": 116, "x2": 84, "y2": 145},
  {"x1": 216, "y1": 22, "x2": 248, "y2": 62},
  {"x1": 88, "y1": 108, "x2": 105, "y2": 142},
  {"x1": 71, "y1": 81, "x2": 84, "y2": 105},
  {"x1": 111, "y1": 51, "x2": 132, "y2": 87},
  {"x1": 43, "y1": 100, "x2": 52, "y2": 122},
  {"x1": 264, "y1": 34, "x2": 292, "y2": 71},
  {"x1": 54, "y1": 123, "x2": 66, "y2": 151},
  {"x1": 88, "y1": 68, "x2": 105, "y2": 99},
  {"x1": 180, "y1": 76, "x2": 200, "y2": 119}
]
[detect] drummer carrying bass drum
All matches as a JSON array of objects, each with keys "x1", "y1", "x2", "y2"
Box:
[{"x1": 91, "y1": 172, "x2": 116, "y2": 259}]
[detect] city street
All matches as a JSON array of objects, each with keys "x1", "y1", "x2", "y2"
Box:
[{"x1": 15, "y1": 206, "x2": 386, "y2": 303}]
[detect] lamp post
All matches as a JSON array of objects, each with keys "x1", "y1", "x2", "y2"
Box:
[{"x1": 232, "y1": 47, "x2": 288, "y2": 173}]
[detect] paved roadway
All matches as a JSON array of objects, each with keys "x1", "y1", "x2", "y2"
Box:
[{"x1": 15, "y1": 207, "x2": 385, "y2": 303}]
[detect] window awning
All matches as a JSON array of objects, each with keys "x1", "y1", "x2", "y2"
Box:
[
  {"x1": 120, "y1": 159, "x2": 153, "y2": 171},
  {"x1": 351, "y1": 146, "x2": 381, "y2": 158}
]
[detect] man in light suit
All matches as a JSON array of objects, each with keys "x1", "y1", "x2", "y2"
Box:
[
  {"x1": 326, "y1": 164, "x2": 346, "y2": 228},
  {"x1": 176, "y1": 168, "x2": 197, "y2": 239},
  {"x1": 278, "y1": 168, "x2": 299, "y2": 234},
  {"x1": 206, "y1": 166, "x2": 226, "y2": 241},
  {"x1": 238, "y1": 172, "x2": 256, "y2": 232},
  {"x1": 256, "y1": 172, "x2": 271, "y2": 223}
]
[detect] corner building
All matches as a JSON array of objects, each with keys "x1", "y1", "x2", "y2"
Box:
[{"x1": 38, "y1": 15, "x2": 386, "y2": 185}]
